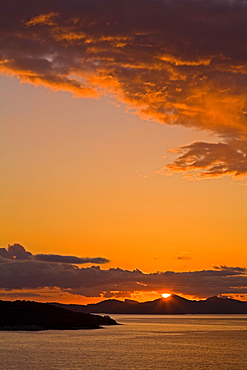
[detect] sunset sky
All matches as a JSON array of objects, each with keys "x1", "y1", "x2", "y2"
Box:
[{"x1": 1, "y1": 0, "x2": 247, "y2": 304}]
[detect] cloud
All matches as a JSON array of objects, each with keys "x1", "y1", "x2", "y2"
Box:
[
  {"x1": 0, "y1": 244, "x2": 32, "y2": 260},
  {"x1": 158, "y1": 139, "x2": 247, "y2": 179},
  {"x1": 176, "y1": 252, "x2": 192, "y2": 261},
  {"x1": 1, "y1": 0, "x2": 247, "y2": 179},
  {"x1": 0, "y1": 292, "x2": 43, "y2": 298},
  {"x1": 213, "y1": 265, "x2": 246, "y2": 273},
  {"x1": 35, "y1": 254, "x2": 109, "y2": 264},
  {"x1": 0, "y1": 244, "x2": 109, "y2": 265},
  {"x1": 0, "y1": 245, "x2": 246, "y2": 298}
]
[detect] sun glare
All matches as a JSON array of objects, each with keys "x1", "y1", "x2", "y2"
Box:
[{"x1": 161, "y1": 293, "x2": 171, "y2": 298}]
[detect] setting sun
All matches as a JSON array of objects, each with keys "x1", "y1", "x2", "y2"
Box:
[{"x1": 161, "y1": 293, "x2": 171, "y2": 298}]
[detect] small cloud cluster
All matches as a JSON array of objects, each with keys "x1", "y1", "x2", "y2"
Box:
[
  {"x1": 158, "y1": 139, "x2": 247, "y2": 179},
  {"x1": 0, "y1": 244, "x2": 109, "y2": 265},
  {"x1": 0, "y1": 245, "x2": 246, "y2": 299},
  {"x1": 176, "y1": 252, "x2": 192, "y2": 261},
  {"x1": 1, "y1": 0, "x2": 247, "y2": 180}
]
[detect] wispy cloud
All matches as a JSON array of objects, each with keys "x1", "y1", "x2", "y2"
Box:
[
  {"x1": 35, "y1": 254, "x2": 109, "y2": 265},
  {"x1": 1, "y1": 0, "x2": 247, "y2": 179},
  {"x1": 176, "y1": 252, "x2": 192, "y2": 261}
]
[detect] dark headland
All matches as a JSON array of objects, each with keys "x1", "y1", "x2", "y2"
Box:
[
  {"x1": 0, "y1": 300, "x2": 117, "y2": 331},
  {"x1": 51, "y1": 294, "x2": 247, "y2": 315}
]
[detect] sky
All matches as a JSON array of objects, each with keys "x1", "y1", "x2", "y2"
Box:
[{"x1": 0, "y1": 0, "x2": 247, "y2": 304}]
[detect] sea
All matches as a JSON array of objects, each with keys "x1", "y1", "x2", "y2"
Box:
[{"x1": 0, "y1": 315, "x2": 246, "y2": 369}]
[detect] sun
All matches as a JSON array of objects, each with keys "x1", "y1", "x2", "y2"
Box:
[{"x1": 161, "y1": 293, "x2": 171, "y2": 298}]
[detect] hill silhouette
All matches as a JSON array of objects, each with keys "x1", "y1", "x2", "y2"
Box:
[
  {"x1": 0, "y1": 300, "x2": 117, "y2": 330},
  {"x1": 51, "y1": 295, "x2": 247, "y2": 314}
]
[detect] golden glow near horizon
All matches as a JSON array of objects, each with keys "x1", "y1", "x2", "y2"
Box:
[{"x1": 161, "y1": 293, "x2": 171, "y2": 299}]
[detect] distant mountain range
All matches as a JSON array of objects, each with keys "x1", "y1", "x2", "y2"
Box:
[
  {"x1": 50, "y1": 295, "x2": 247, "y2": 314},
  {"x1": 0, "y1": 300, "x2": 117, "y2": 330}
]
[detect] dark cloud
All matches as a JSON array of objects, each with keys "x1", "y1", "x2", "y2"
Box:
[
  {"x1": 0, "y1": 244, "x2": 109, "y2": 265},
  {"x1": 35, "y1": 254, "x2": 109, "y2": 264},
  {"x1": 0, "y1": 247, "x2": 246, "y2": 298},
  {"x1": 1, "y1": 0, "x2": 247, "y2": 179},
  {"x1": 0, "y1": 244, "x2": 32, "y2": 260},
  {"x1": 213, "y1": 265, "x2": 246, "y2": 273},
  {"x1": 159, "y1": 139, "x2": 247, "y2": 179}
]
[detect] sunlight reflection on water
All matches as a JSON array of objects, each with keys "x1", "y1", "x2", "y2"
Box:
[{"x1": 0, "y1": 315, "x2": 246, "y2": 369}]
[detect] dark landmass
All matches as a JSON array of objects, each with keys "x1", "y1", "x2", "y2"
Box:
[
  {"x1": 50, "y1": 295, "x2": 247, "y2": 314},
  {"x1": 0, "y1": 300, "x2": 118, "y2": 331}
]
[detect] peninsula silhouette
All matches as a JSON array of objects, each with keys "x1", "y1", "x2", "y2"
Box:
[{"x1": 0, "y1": 300, "x2": 117, "y2": 331}]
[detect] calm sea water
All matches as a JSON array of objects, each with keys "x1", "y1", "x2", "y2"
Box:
[{"x1": 0, "y1": 315, "x2": 246, "y2": 369}]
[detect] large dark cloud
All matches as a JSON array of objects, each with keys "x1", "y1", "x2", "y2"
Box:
[
  {"x1": 1, "y1": 0, "x2": 247, "y2": 179},
  {"x1": 0, "y1": 244, "x2": 109, "y2": 264},
  {"x1": 0, "y1": 245, "x2": 246, "y2": 298}
]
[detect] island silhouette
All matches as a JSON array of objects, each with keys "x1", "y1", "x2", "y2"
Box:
[
  {"x1": 0, "y1": 300, "x2": 117, "y2": 331},
  {"x1": 50, "y1": 295, "x2": 247, "y2": 314}
]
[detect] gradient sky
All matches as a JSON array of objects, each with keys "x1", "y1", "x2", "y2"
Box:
[{"x1": 1, "y1": 0, "x2": 247, "y2": 304}]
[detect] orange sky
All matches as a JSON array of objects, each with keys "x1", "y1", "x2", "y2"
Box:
[{"x1": 0, "y1": 0, "x2": 247, "y2": 303}]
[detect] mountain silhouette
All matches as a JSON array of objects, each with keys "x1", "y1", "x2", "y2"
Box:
[
  {"x1": 0, "y1": 300, "x2": 117, "y2": 330},
  {"x1": 51, "y1": 294, "x2": 247, "y2": 314}
]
